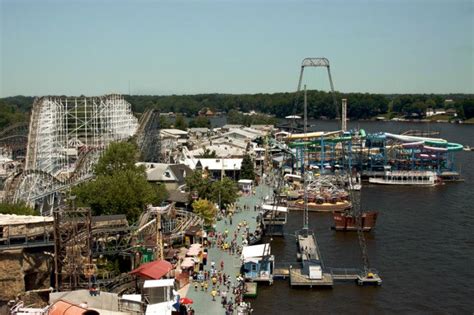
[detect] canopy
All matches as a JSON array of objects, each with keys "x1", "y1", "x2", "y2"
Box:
[
  {"x1": 181, "y1": 257, "x2": 196, "y2": 268},
  {"x1": 179, "y1": 297, "x2": 193, "y2": 305},
  {"x1": 242, "y1": 244, "x2": 271, "y2": 260},
  {"x1": 260, "y1": 204, "x2": 288, "y2": 213},
  {"x1": 131, "y1": 260, "x2": 173, "y2": 280},
  {"x1": 186, "y1": 244, "x2": 202, "y2": 257},
  {"x1": 143, "y1": 278, "x2": 175, "y2": 288},
  {"x1": 49, "y1": 300, "x2": 98, "y2": 315}
]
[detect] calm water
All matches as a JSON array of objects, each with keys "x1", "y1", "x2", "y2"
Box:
[{"x1": 225, "y1": 120, "x2": 474, "y2": 314}]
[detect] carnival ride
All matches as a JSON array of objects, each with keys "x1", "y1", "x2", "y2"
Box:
[{"x1": 2, "y1": 95, "x2": 138, "y2": 210}]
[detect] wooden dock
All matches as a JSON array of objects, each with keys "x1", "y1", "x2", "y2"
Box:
[
  {"x1": 273, "y1": 267, "x2": 290, "y2": 279},
  {"x1": 244, "y1": 282, "x2": 258, "y2": 298},
  {"x1": 289, "y1": 232, "x2": 335, "y2": 287},
  {"x1": 297, "y1": 234, "x2": 320, "y2": 261},
  {"x1": 289, "y1": 268, "x2": 333, "y2": 287}
]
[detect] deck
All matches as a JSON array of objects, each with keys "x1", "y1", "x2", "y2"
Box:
[
  {"x1": 297, "y1": 234, "x2": 320, "y2": 262},
  {"x1": 289, "y1": 268, "x2": 333, "y2": 287}
]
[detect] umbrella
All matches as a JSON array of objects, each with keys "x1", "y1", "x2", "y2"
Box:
[{"x1": 179, "y1": 297, "x2": 193, "y2": 305}]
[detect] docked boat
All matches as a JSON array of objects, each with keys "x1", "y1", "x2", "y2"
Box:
[
  {"x1": 368, "y1": 171, "x2": 440, "y2": 186},
  {"x1": 332, "y1": 211, "x2": 378, "y2": 231},
  {"x1": 291, "y1": 199, "x2": 351, "y2": 212}
]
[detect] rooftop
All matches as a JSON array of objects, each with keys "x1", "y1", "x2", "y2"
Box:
[{"x1": 0, "y1": 214, "x2": 53, "y2": 225}]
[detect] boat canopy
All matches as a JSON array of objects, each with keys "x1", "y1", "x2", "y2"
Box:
[{"x1": 260, "y1": 204, "x2": 288, "y2": 213}]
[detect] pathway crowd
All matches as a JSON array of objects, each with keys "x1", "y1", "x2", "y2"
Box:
[{"x1": 186, "y1": 184, "x2": 272, "y2": 315}]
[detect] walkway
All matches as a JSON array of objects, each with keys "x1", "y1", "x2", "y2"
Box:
[{"x1": 186, "y1": 184, "x2": 273, "y2": 314}]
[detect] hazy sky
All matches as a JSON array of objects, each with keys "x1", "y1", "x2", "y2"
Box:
[{"x1": 1, "y1": 0, "x2": 472, "y2": 97}]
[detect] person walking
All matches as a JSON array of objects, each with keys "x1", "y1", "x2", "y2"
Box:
[{"x1": 211, "y1": 288, "x2": 217, "y2": 301}]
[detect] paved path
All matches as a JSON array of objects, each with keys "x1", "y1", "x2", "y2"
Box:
[{"x1": 186, "y1": 184, "x2": 273, "y2": 314}]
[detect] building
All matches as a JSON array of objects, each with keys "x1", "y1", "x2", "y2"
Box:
[
  {"x1": 194, "y1": 158, "x2": 242, "y2": 180},
  {"x1": 189, "y1": 144, "x2": 246, "y2": 158},
  {"x1": 426, "y1": 108, "x2": 446, "y2": 117},
  {"x1": 139, "y1": 163, "x2": 193, "y2": 190},
  {"x1": 241, "y1": 244, "x2": 274, "y2": 284}
]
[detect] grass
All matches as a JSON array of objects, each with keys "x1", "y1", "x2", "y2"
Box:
[{"x1": 427, "y1": 114, "x2": 452, "y2": 122}]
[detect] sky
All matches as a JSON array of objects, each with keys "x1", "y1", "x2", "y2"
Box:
[{"x1": 0, "y1": 0, "x2": 472, "y2": 97}]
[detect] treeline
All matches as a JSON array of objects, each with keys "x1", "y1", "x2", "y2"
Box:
[
  {"x1": 1, "y1": 93, "x2": 473, "y2": 127},
  {"x1": 0, "y1": 96, "x2": 33, "y2": 129},
  {"x1": 125, "y1": 92, "x2": 474, "y2": 120}
]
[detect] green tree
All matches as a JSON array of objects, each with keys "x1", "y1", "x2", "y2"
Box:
[
  {"x1": 185, "y1": 170, "x2": 212, "y2": 201},
  {"x1": 94, "y1": 141, "x2": 139, "y2": 176},
  {"x1": 189, "y1": 116, "x2": 211, "y2": 128},
  {"x1": 174, "y1": 114, "x2": 188, "y2": 130},
  {"x1": 0, "y1": 202, "x2": 35, "y2": 216},
  {"x1": 151, "y1": 183, "x2": 169, "y2": 205},
  {"x1": 210, "y1": 177, "x2": 238, "y2": 209},
  {"x1": 73, "y1": 141, "x2": 165, "y2": 222},
  {"x1": 191, "y1": 199, "x2": 217, "y2": 226},
  {"x1": 240, "y1": 154, "x2": 255, "y2": 181},
  {"x1": 201, "y1": 148, "x2": 217, "y2": 158},
  {"x1": 159, "y1": 116, "x2": 172, "y2": 129}
]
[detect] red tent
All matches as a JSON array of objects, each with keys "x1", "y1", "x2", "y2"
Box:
[{"x1": 131, "y1": 260, "x2": 173, "y2": 280}]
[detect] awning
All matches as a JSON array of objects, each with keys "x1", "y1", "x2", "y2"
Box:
[
  {"x1": 49, "y1": 300, "x2": 98, "y2": 315},
  {"x1": 186, "y1": 244, "x2": 202, "y2": 257},
  {"x1": 143, "y1": 278, "x2": 176, "y2": 288},
  {"x1": 261, "y1": 204, "x2": 288, "y2": 213},
  {"x1": 181, "y1": 257, "x2": 195, "y2": 268},
  {"x1": 131, "y1": 260, "x2": 173, "y2": 280},
  {"x1": 242, "y1": 244, "x2": 271, "y2": 260}
]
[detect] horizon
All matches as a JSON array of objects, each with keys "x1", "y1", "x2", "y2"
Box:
[{"x1": 1, "y1": 0, "x2": 473, "y2": 97}]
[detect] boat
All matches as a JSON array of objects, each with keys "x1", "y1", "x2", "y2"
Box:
[
  {"x1": 368, "y1": 170, "x2": 440, "y2": 186},
  {"x1": 291, "y1": 199, "x2": 351, "y2": 212},
  {"x1": 332, "y1": 211, "x2": 378, "y2": 231}
]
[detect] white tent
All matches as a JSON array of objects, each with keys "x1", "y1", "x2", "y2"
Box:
[{"x1": 241, "y1": 244, "x2": 271, "y2": 261}]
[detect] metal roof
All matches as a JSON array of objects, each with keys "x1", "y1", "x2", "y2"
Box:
[{"x1": 143, "y1": 279, "x2": 175, "y2": 288}]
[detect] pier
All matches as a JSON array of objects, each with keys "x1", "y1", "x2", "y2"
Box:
[{"x1": 289, "y1": 232, "x2": 334, "y2": 287}]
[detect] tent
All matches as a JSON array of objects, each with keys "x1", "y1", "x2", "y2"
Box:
[{"x1": 131, "y1": 260, "x2": 173, "y2": 280}]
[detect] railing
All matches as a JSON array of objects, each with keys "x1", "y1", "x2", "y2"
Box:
[
  {"x1": 329, "y1": 267, "x2": 361, "y2": 280},
  {"x1": 0, "y1": 233, "x2": 54, "y2": 250}
]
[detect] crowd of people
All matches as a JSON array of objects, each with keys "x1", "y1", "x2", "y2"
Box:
[{"x1": 187, "y1": 202, "x2": 259, "y2": 314}]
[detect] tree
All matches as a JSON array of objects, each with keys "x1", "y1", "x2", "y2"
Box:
[
  {"x1": 159, "y1": 116, "x2": 172, "y2": 129},
  {"x1": 210, "y1": 177, "x2": 238, "y2": 209},
  {"x1": 201, "y1": 148, "x2": 217, "y2": 158},
  {"x1": 94, "y1": 141, "x2": 139, "y2": 176},
  {"x1": 189, "y1": 116, "x2": 211, "y2": 128},
  {"x1": 151, "y1": 183, "x2": 169, "y2": 204},
  {"x1": 240, "y1": 154, "x2": 255, "y2": 181},
  {"x1": 191, "y1": 199, "x2": 217, "y2": 226},
  {"x1": 0, "y1": 202, "x2": 35, "y2": 216},
  {"x1": 185, "y1": 170, "x2": 212, "y2": 201},
  {"x1": 174, "y1": 114, "x2": 188, "y2": 131},
  {"x1": 73, "y1": 141, "x2": 166, "y2": 222}
]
